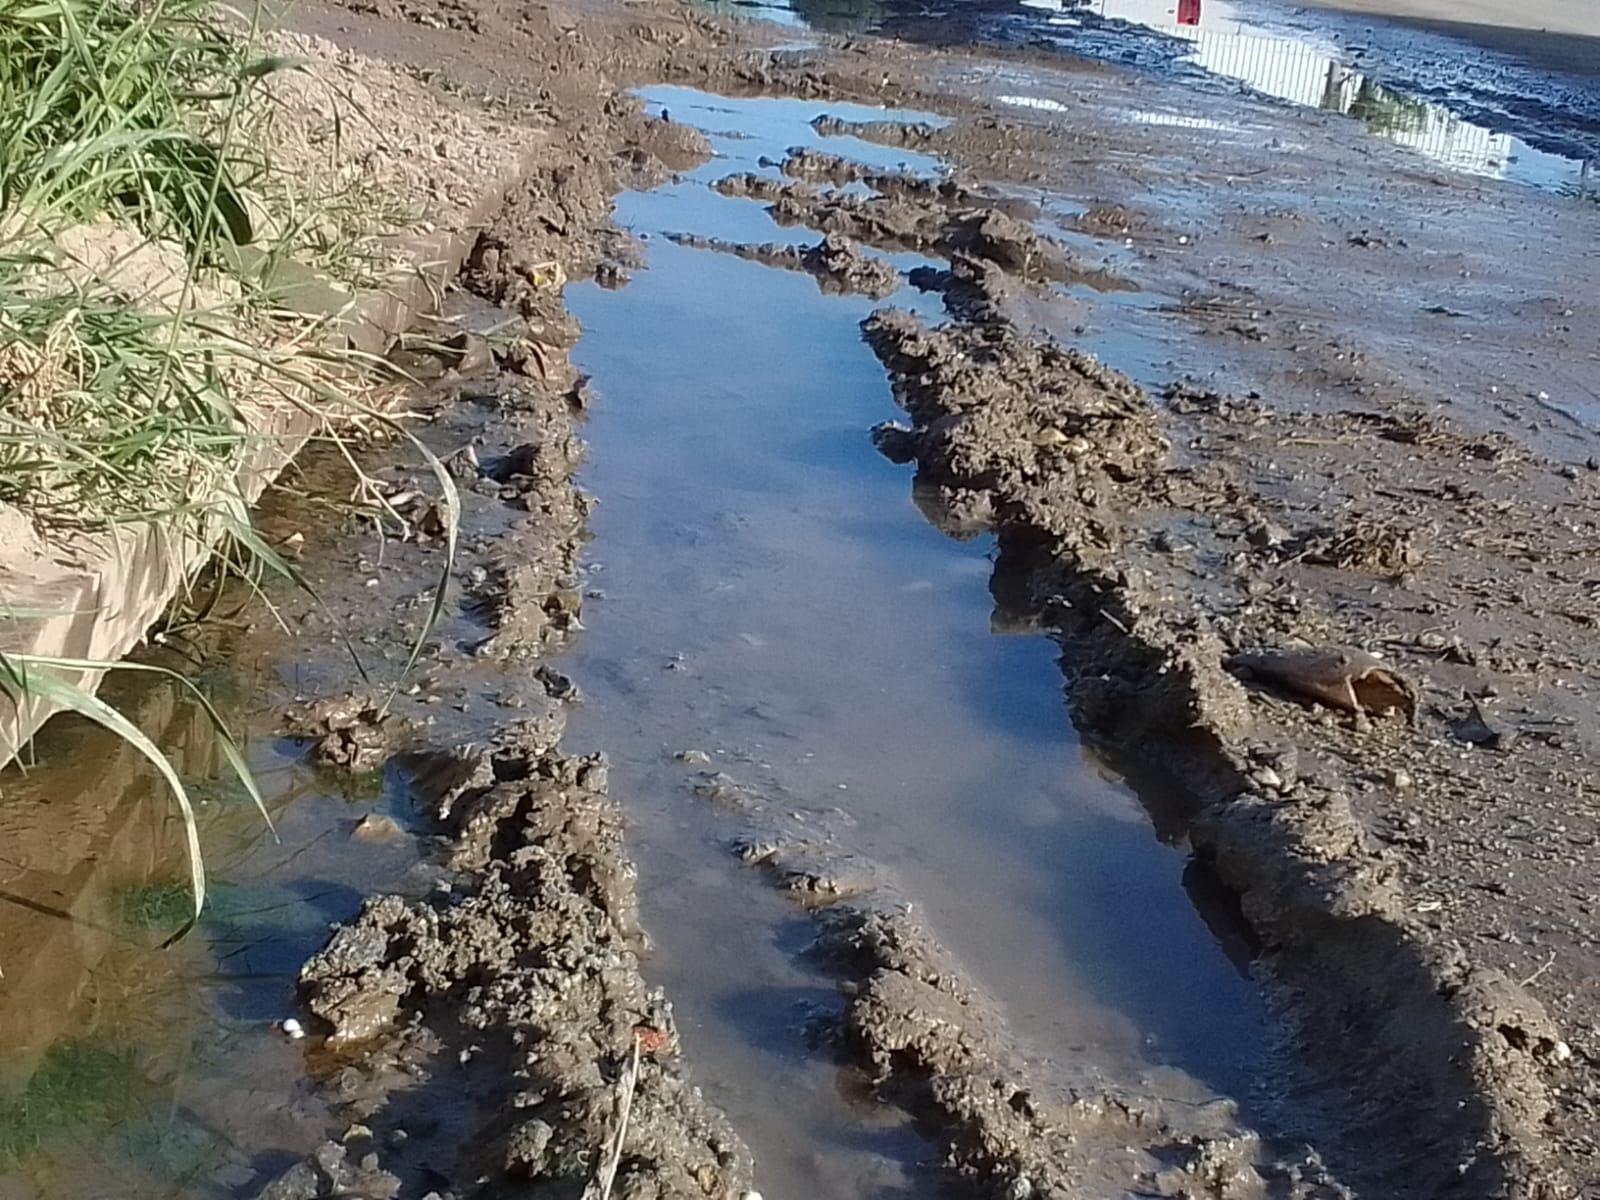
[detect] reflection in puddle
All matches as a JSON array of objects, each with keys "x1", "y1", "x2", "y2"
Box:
[
  {"x1": 0, "y1": 514, "x2": 449, "y2": 1198},
  {"x1": 701, "y1": 0, "x2": 1598, "y2": 197},
  {"x1": 563, "y1": 86, "x2": 1270, "y2": 1200},
  {"x1": 1028, "y1": 0, "x2": 1597, "y2": 193}
]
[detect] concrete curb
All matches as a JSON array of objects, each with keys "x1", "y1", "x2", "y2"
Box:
[{"x1": 0, "y1": 176, "x2": 513, "y2": 766}]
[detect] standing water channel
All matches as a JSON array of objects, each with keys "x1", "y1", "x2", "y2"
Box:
[
  {"x1": 559, "y1": 87, "x2": 1270, "y2": 1192},
  {"x1": 0, "y1": 88, "x2": 1277, "y2": 1198}
]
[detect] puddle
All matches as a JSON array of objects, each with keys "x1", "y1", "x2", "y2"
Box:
[
  {"x1": 1024, "y1": 0, "x2": 1598, "y2": 193},
  {"x1": 561, "y1": 90, "x2": 1270, "y2": 1194},
  {"x1": 701, "y1": 0, "x2": 1600, "y2": 197},
  {"x1": 0, "y1": 643, "x2": 440, "y2": 1198},
  {"x1": 0, "y1": 87, "x2": 1276, "y2": 1200}
]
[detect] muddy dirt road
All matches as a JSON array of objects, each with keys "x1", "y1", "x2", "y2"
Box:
[{"x1": 4, "y1": 0, "x2": 1600, "y2": 1196}]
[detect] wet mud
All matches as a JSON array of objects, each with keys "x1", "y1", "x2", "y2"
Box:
[
  {"x1": 723, "y1": 783, "x2": 1348, "y2": 1198},
  {"x1": 861, "y1": 299, "x2": 1573, "y2": 1197},
  {"x1": 664, "y1": 231, "x2": 901, "y2": 297},
  {"x1": 7, "y1": 0, "x2": 1600, "y2": 1195},
  {"x1": 295, "y1": 724, "x2": 756, "y2": 1200},
  {"x1": 714, "y1": 155, "x2": 1121, "y2": 289}
]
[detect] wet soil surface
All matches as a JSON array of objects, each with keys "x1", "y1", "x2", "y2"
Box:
[
  {"x1": 5, "y1": 0, "x2": 1600, "y2": 1197},
  {"x1": 713, "y1": 0, "x2": 1600, "y2": 182}
]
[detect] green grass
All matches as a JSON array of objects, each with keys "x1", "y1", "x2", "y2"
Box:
[
  {"x1": 0, "y1": 1040, "x2": 145, "y2": 1167},
  {"x1": 0, "y1": 0, "x2": 257, "y2": 251},
  {"x1": 0, "y1": 0, "x2": 460, "y2": 935}
]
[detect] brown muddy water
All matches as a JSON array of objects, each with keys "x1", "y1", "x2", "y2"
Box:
[{"x1": 0, "y1": 89, "x2": 1272, "y2": 1199}]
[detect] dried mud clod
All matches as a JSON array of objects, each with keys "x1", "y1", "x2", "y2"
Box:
[{"x1": 299, "y1": 730, "x2": 755, "y2": 1198}]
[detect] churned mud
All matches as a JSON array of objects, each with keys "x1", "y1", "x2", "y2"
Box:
[
  {"x1": 664, "y1": 232, "x2": 901, "y2": 297},
  {"x1": 293, "y1": 723, "x2": 756, "y2": 1200},
  {"x1": 7, "y1": 0, "x2": 1600, "y2": 1195},
  {"x1": 258, "y1": 0, "x2": 1600, "y2": 1195},
  {"x1": 859, "y1": 298, "x2": 1578, "y2": 1197},
  {"x1": 719, "y1": 780, "x2": 1350, "y2": 1198}
]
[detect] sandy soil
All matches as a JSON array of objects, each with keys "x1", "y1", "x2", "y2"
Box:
[{"x1": 205, "y1": 0, "x2": 1600, "y2": 1196}]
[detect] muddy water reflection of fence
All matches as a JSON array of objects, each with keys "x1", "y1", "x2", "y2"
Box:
[
  {"x1": 1067, "y1": 0, "x2": 1598, "y2": 188},
  {"x1": 710, "y1": 0, "x2": 1598, "y2": 195}
]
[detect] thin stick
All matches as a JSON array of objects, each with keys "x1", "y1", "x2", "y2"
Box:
[
  {"x1": 596, "y1": 1033, "x2": 642, "y2": 1200},
  {"x1": 1521, "y1": 951, "x2": 1557, "y2": 989}
]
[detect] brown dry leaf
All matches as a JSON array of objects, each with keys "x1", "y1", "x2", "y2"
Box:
[{"x1": 1229, "y1": 646, "x2": 1419, "y2": 725}]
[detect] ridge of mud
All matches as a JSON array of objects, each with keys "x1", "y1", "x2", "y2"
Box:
[
  {"x1": 664, "y1": 231, "x2": 901, "y2": 297},
  {"x1": 714, "y1": 167, "x2": 1126, "y2": 292},
  {"x1": 860, "y1": 301, "x2": 1572, "y2": 1198},
  {"x1": 297, "y1": 722, "x2": 756, "y2": 1199},
  {"x1": 777, "y1": 147, "x2": 1036, "y2": 220}
]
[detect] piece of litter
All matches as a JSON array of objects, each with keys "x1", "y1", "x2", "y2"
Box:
[{"x1": 995, "y1": 94, "x2": 1069, "y2": 113}]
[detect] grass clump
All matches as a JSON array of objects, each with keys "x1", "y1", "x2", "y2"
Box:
[
  {"x1": 0, "y1": 0, "x2": 287, "y2": 529},
  {"x1": 0, "y1": 0, "x2": 410, "y2": 934},
  {"x1": 0, "y1": 272, "x2": 246, "y2": 523},
  {"x1": 0, "y1": 0, "x2": 256, "y2": 251}
]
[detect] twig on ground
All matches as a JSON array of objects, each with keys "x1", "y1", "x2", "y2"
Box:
[
  {"x1": 1521, "y1": 951, "x2": 1558, "y2": 989},
  {"x1": 594, "y1": 1032, "x2": 643, "y2": 1200}
]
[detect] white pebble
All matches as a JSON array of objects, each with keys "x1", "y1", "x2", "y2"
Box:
[{"x1": 280, "y1": 1018, "x2": 306, "y2": 1040}]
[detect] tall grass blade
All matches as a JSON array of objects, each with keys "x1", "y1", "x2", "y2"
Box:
[{"x1": 0, "y1": 653, "x2": 207, "y2": 939}]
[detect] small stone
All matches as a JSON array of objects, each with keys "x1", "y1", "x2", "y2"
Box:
[
  {"x1": 353, "y1": 814, "x2": 404, "y2": 843},
  {"x1": 279, "y1": 1018, "x2": 306, "y2": 1040},
  {"x1": 1387, "y1": 768, "x2": 1413, "y2": 789},
  {"x1": 1247, "y1": 520, "x2": 1291, "y2": 549},
  {"x1": 1030, "y1": 426, "x2": 1068, "y2": 447},
  {"x1": 1554, "y1": 1040, "x2": 1573, "y2": 1062},
  {"x1": 1250, "y1": 766, "x2": 1283, "y2": 791},
  {"x1": 676, "y1": 749, "x2": 712, "y2": 765}
]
